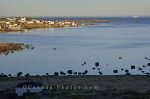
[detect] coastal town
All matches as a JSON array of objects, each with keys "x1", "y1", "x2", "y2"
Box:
[{"x1": 0, "y1": 17, "x2": 78, "y2": 32}]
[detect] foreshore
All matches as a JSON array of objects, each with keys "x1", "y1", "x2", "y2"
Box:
[{"x1": 0, "y1": 75, "x2": 150, "y2": 99}]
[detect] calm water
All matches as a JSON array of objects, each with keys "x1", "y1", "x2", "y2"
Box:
[{"x1": 0, "y1": 17, "x2": 150, "y2": 75}]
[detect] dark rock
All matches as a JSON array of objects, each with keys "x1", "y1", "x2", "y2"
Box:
[
  {"x1": 126, "y1": 72, "x2": 131, "y2": 75},
  {"x1": 78, "y1": 72, "x2": 82, "y2": 75},
  {"x1": 46, "y1": 73, "x2": 49, "y2": 76},
  {"x1": 17, "y1": 72, "x2": 23, "y2": 77},
  {"x1": 98, "y1": 71, "x2": 103, "y2": 75},
  {"x1": 138, "y1": 68, "x2": 142, "y2": 70},
  {"x1": 146, "y1": 73, "x2": 150, "y2": 75},
  {"x1": 60, "y1": 71, "x2": 66, "y2": 76},
  {"x1": 82, "y1": 70, "x2": 88, "y2": 75},
  {"x1": 54, "y1": 72, "x2": 59, "y2": 76},
  {"x1": 144, "y1": 57, "x2": 149, "y2": 60},
  {"x1": 147, "y1": 63, "x2": 150, "y2": 66},
  {"x1": 92, "y1": 67, "x2": 96, "y2": 70},
  {"x1": 125, "y1": 70, "x2": 129, "y2": 73},
  {"x1": 95, "y1": 62, "x2": 99, "y2": 67},
  {"x1": 118, "y1": 57, "x2": 122, "y2": 60},
  {"x1": 25, "y1": 73, "x2": 30, "y2": 77},
  {"x1": 67, "y1": 70, "x2": 73, "y2": 75},
  {"x1": 121, "y1": 68, "x2": 124, "y2": 71},
  {"x1": 73, "y1": 72, "x2": 77, "y2": 75},
  {"x1": 131, "y1": 65, "x2": 135, "y2": 69},
  {"x1": 53, "y1": 48, "x2": 56, "y2": 50},
  {"x1": 113, "y1": 70, "x2": 118, "y2": 73}
]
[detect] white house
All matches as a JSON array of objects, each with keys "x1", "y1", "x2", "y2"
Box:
[
  {"x1": 7, "y1": 17, "x2": 17, "y2": 22},
  {"x1": 19, "y1": 18, "x2": 27, "y2": 23},
  {"x1": 71, "y1": 22, "x2": 77, "y2": 26},
  {"x1": 47, "y1": 21, "x2": 55, "y2": 25},
  {"x1": 8, "y1": 25, "x2": 24, "y2": 31},
  {"x1": 8, "y1": 24, "x2": 17, "y2": 27},
  {"x1": 27, "y1": 21, "x2": 34, "y2": 24},
  {"x1": 16, "y1": 81, "x2": 43, "y2": 96},
  {"x1": 5, "y1": 22, "x2": 11, "y2": 25},
  {"x1": 21, "y1": 18, "x2": 26, "y2": 21},
  {"x1": 31, "y1": 19, "x2": 42, "y2": 24},
  {"x1": 58, "y1": 21, "x2": 65, "y2": 25},
  {"x1": 64, "y1": 21, "x2": 71, "y2": 24}
]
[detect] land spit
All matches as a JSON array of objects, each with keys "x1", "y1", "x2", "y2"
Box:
[{"x1": 0, "y1": 75, "x2": 150, "y2": 99}]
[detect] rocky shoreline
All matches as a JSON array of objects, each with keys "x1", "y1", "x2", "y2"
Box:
[{"x1": 0, "y1": 43, "x2": 34, "y2": 55}]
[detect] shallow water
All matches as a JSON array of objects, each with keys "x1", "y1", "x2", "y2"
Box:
[{"x1": 0, "y1": 17, "x2": 150, "y2": 75}]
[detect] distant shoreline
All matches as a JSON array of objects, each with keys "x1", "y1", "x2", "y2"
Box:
[{"x1": 0, "y1": 17, "x2": 111, "y2": 33}]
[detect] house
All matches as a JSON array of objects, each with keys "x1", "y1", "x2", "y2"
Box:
[
  {"x1": 58, "y1": 21, "x2": 65, "y2": 25},
  {"x1": 47, "y1": 21, "x2": 55, "y2": 25},
  {"x1": 27, "y1": 21, "x2": 34, "y2": 24},
  {"x1": 8, "y1": 24, "x2": 17, "y2": 28},
  {"x1": 21, "y1": 18, "x2": 26, "y2": 21},
  {"x1": 71, "y1": 22, "x2": 77, "y2": 26},
  {"x1": 7, "y1": 17, "x2": 17, "y2": 22},
  {"x1": 8, "y1": 25, "x2": 24, "y2": 31},
  {"x1": 16, "y1": 81, "x2": 43, "y2": 96},
  {"x1": 5, "y1": 22, "x2": 11, "y2": 25},
  {"x1": 31, "y1": 19, "x2": 42, "y2": 24},
  {"x1": 64, "y1": 21, "x2": 71, "y2": 24},
  {"x1": 19, "y1": 18, "x2": 27, "y2": 23}
]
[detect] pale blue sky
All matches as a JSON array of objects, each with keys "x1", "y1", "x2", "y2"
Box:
[{"x1": 0, "y1": 0, "x2": 150, "y2": 16}]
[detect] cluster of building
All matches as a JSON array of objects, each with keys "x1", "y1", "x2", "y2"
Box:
[
  {"x1": 0, "y1": 17, "x2": 78, "y2": 32},
  {"x1": 0, "y1": 17, "x2": 24, "y2": 31}
]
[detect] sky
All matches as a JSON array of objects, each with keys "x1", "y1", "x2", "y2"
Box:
[{"x1": 0, "y1": 0, "x2": 150, "y2": 17}]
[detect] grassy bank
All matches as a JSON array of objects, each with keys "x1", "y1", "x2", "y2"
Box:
[{"x1": 0, "y1": 75, "x2": 150, "y2": 99}]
